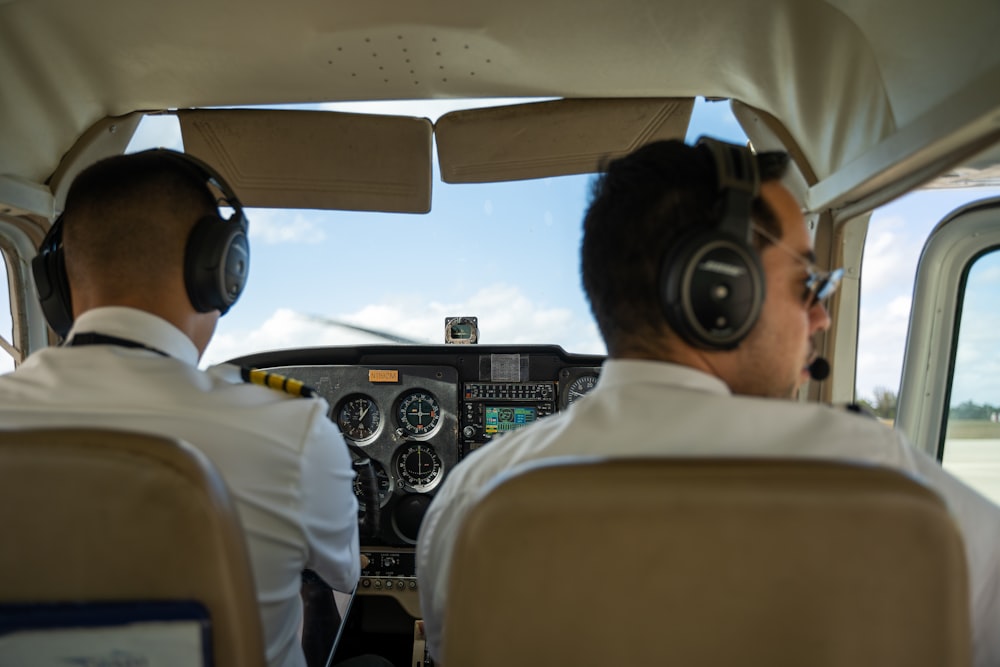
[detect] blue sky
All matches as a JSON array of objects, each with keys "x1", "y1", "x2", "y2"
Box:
[
  {"x1": 859, "y1": 190, "x2": 1000, "y2": 405},
  {"x1": 2, "y1": 98, "x2": 997, "y2": 406},
  {"x1": 938, "y1": 238, "x2": 1000, "y2": 406}
]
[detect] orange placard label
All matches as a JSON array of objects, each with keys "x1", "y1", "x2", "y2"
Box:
[{"x1": 369, "y1": 369, "x2": 399, "y2": 383}]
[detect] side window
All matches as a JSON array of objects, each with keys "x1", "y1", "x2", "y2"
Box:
[
  {"x1": 0, "y1": 253, "x2": 14, "y2": 372},
  {"x1": 941, "y1": 249, "x2": 1000, "y2": 504},
  {"x1": 876, "y1": 191, "x2": 1000, "y2": 505},
  {"x1": 856, "y1": 190, "x2": 984, "y2": 421}
]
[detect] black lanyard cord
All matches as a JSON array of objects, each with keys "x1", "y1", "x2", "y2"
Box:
[{"x1": 66, "y1": 332, "x2": 170, "y2": 358}]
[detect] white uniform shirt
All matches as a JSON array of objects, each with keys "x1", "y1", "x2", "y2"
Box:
[
  {"x1": 417, "y1": 359, "x2": 1000, "y2": 665},
  {"x1": 0, "y1": 307, "x2": 360, "y2": 667}
]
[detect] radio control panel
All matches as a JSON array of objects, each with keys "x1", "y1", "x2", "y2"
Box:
[{"x1": 462, "y1": 382, "x2": 556, "y2": 451}]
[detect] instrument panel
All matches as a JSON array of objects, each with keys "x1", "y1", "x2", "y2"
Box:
[{"x1": 231, "y1": 344, "x2": 604, "y2": 549}]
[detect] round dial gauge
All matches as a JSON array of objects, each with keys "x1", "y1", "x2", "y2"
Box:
[
  {"x1": 566, "y1": 375, "x2": 598, "y2": 406},
  {"x1": 353, "y1": 460, "x2": 392, "y2": 510},
  {"x1": 337, "y1": 394, "x2": 382, "y2": 442},
  {"x1": 396, "y1": 390, "x2": 441, "y2": 437},
  {"x1": 395, "y1": 443, "x2": 444, "y2": 492}
]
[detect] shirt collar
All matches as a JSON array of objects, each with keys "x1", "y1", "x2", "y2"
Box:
[
  {"x1": 597, "y1": 358, "x2": 732, "y2": 396},
  {"x1": 65, "y1": 307, "x2": 200, "y2": 366}
]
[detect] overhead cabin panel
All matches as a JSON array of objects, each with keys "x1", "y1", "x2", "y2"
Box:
[
  {"x1": 435, "y1": 98, "x2": 693, "y2": 183},
  {"x1": 807, "y1": 67, "x2": 1000, "y2": 219},
  {"x1": 179, "y1": 109, "x2": 433, "y2": 213},
  {"x1": 6, "y1": 0, "x2": 1000, "y2": 208}
]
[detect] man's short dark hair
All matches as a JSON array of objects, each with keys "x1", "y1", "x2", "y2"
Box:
[
  {"x1": 580, "y1": 139, "x2": 789, "y2": 354},
  {"x1": 62, "y1": 151, "x2": 220, "y2": 294}
]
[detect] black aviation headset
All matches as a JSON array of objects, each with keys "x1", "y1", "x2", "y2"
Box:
[
  {"x1": 32, "y1": 149, "x2": 251, "y2": 339},
  {"x1": 659, "y1": 136, "x2": 765, "y2": 350}
]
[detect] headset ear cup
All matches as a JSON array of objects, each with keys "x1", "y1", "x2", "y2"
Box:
[
  {"x1": 31, "y1": 221, "x2": 75, "y2": 339},
  {"x1": 184, "y1": 216, "x2": 250, "y2": 314},
  {"x1": 660, "y1": 231, "x2": 765, "y2": 349}
]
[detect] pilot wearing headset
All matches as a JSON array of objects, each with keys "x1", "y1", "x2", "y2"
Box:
[
  {"x1": 0, "y1": 149, "x2": 361, "y2": 667},
  {"x1": 415, "y1": 138, "x2": 1000, "y2": 665}
]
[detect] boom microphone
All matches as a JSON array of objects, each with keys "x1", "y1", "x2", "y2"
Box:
[{"x1": 808, "y1": 357, "x2": 830, "y2": 381}]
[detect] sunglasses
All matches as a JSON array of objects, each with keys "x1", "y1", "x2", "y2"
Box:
[{"x1": 751, "y1": 224, "x2": 844, "y2": 307}]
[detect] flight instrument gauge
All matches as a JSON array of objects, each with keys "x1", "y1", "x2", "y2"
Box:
[
  {"x1": 566, "y1": 375, "x2": 599, "y2": 406},
  {"x1": 395, "y1": 443, "x2": 444, "y2": 492},
  {"x1": 396, "y1": 390, "x2": 441, "y2": 437},
  {"x1": 336, "y1": 394, "x2": 382, "y2": 442},
  {"x1": 353, "y1": 460, "x2": 392, "y2": 509}
]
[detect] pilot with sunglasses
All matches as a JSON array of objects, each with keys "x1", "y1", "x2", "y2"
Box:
[{"x1": 416, "y1": 137, "x2": 1000, "y2": 665}]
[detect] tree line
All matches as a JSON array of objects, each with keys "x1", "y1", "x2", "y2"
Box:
[
  {"x1": 949, "y1": 399, "x2": 1000, "y2": 421},
  {"x1": 857, "y1": 386, "x2": 999, "y2": 422}
]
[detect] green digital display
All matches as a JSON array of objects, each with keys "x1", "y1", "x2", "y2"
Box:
[{"x1": 484, "y1": 406, "x2": 537, "y2": 435}]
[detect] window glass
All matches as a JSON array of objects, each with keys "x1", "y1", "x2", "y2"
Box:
[
  {"x1": 0, "y1": 254, "x2": 14, "y2": 372},
  {"x1": 123, "y1": 98, "x2": 748, "y2": 366},
  {"x1": 856, "y1": 188, "x2": 1000, "y2": 420},
  {"x1": 941, "y1": 249, "x2": 1000, "y2": 504}
]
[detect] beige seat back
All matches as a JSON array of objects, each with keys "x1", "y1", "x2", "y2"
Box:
[
  {"x1": 442, "y1": 457, "x2": 971, "y2": 666},
  {"x1": 0, "y1": 428, "x2": 266, "y2": 667}
]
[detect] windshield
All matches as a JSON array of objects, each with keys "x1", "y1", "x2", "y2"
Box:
[{"x1": 124, "y1": 97, "x2": 750, "y2": 365}]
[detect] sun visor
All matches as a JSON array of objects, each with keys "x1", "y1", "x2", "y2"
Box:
[
  {"x1": 435, "y1": 98, "x2": 693, "y2": 183},
  {"x1": 178, "y1": 109, "x2": 433, "y2": 213}
]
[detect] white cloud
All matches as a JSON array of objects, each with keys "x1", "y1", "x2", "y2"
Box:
[
  {"x1": 855, "y1": 295, "x2": 912, "y2": 401},
  {"x1": 859, "y1": 218, "x2": 915, "y2": 294},
  {"x1": 202, "y1": 283, "x2": 605, "y2": 366},
  {"x1": 204, "y1": 308, "x2": 394, "y2": 366},
  {"x1": 247, "y1": 209, "x2": 326, "y2": 244},
  {"x1": 336, "y1": 284, "x2": 599, "y2": 349},
  {"x1": 483, "y1": 200, "x2": 494, "y2": 216},
  {"x1": 854, "y1": 206, "x2": 935, "y2": 402}
]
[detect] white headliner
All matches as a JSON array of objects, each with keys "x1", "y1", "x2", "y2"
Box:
[{"x1": 2, "y1": 0, "x2": 999, "y2": 216}]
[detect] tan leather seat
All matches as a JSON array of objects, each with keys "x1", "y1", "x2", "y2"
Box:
[
  {"x1": 0, "y1": 428, "x2": 266, "y2": 666},
  {"x1": 441, "y1": 457, "x2": 971, "y2": 666}
]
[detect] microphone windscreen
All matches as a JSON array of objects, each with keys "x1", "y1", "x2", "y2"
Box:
[{"x1": 809, "y1": 357, "x2": 830, "y2": 381}]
